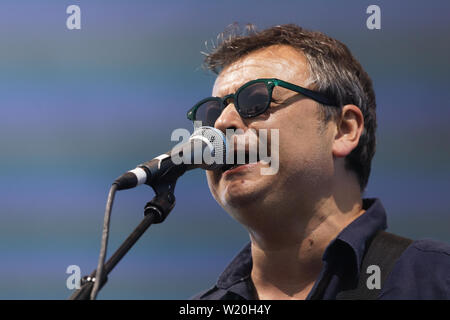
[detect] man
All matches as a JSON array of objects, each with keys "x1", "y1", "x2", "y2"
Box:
[{"x1": 188, "y1": 24, "x2": 450, "y2": 300}]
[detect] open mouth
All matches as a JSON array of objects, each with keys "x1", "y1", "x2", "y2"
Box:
[{"x1": 221, "y1": 152, "x2": 261, "y2": 173}]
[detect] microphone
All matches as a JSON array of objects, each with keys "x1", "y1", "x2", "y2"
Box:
[{"x1": 114, "y1": 126, "x2": 226, "y2": 190}]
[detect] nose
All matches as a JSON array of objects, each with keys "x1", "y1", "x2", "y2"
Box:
[{"x1": 214, "y1": 102, "x2": 246, "y2": 133}]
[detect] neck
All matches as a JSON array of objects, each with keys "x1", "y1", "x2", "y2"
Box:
[{"x1": 248, "y1": 183, "x2": 365, "y2": 300}]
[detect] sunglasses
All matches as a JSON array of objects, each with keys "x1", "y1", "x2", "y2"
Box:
[{"x1": 187, "y1": 78, "x2": 338, "y2": 127}]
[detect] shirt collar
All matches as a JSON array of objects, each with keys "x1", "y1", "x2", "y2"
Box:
[
  {"x1": 216, "y1": 242, "x2": 252, "y2": 290},
  {"x1": 215, "y1": 198, "x2": 388, "y2": 291},
  {"x1": 322, "y1": 198, "x2": 388, "y2": 281}
]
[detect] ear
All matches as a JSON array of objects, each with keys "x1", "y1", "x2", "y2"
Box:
[{"x1": 332, "y1": 105, "x2": 364, "y2": 158}]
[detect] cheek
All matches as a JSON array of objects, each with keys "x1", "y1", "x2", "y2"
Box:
[
  {"x1": 277, "y1": 119, "x2": 333, "y2": 177},
  {"x1": 279, "y1": 120, "x2": 316, "y2": 157}
]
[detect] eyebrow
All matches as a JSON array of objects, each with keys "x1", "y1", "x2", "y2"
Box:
[{"x1": 213, "y1": 82, "x2": 241, "y2": 98}]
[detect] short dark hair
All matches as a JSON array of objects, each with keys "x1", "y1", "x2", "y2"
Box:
[{"x1": 203, "y1": 23, "x2": 377, "y2": 191}]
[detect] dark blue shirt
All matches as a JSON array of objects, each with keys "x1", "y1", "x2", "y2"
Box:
[{"x1": 193, "y1": 198, "x2": 450, "y2": 300}]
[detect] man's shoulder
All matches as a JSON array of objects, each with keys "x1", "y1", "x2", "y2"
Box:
[
  {"x1": 400, "y1": 238, "x2": 450, "y2": 270},
  {"x1": 380, "y1": 238, "x2": 450, "y2": 299},
  {"x1": 409, "y1": 238, "x2": 450, "y2": 255}
]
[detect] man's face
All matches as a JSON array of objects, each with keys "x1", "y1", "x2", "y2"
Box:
[{"x1": 206, "y1": 45, "x2": 335, "y2": 225}]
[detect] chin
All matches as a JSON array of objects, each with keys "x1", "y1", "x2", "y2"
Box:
[
  {"x1": 219, "y1": 178, "x2": 269, "y2": 211},
  {"x1": 206, "y1": 163, "x2": 274, "y2": 214}
]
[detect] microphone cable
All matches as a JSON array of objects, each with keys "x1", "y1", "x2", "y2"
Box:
[{"x1": 90, "y1": 183, "x2": 118, "y2": 300}]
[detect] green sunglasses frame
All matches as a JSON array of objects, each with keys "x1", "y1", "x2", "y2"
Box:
[{"x1": 187, "y1": 78, "x2": 338, "y2": 123}]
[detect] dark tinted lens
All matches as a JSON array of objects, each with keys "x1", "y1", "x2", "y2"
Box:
[
  {"x1": 195, "y1": 100, "x2": 222, "y2": 127},
  {"x1": 237, "y1": 82, "x2": 270, "y2": 117}
]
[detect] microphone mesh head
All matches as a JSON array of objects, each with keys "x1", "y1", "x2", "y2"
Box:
[{"x1": 190, "y1": 126, "x2": 227, "y2": 170}]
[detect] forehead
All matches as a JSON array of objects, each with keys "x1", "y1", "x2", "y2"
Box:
[{"x1": 212, "y1": 45, "x2": 310, "y2": 96}]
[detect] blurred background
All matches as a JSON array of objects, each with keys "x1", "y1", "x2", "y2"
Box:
[{"x1": 0, "y1": 0, "x2": 449, "y2": 299}]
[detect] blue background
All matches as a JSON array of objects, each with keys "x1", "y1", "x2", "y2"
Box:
[{"x1": 0, "y1": 0, "x2": 449, "y2": 299}]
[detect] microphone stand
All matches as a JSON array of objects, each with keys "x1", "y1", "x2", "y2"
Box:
[{"x1": 69, "y1": 167, "x2": 182, "y2": 300}]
